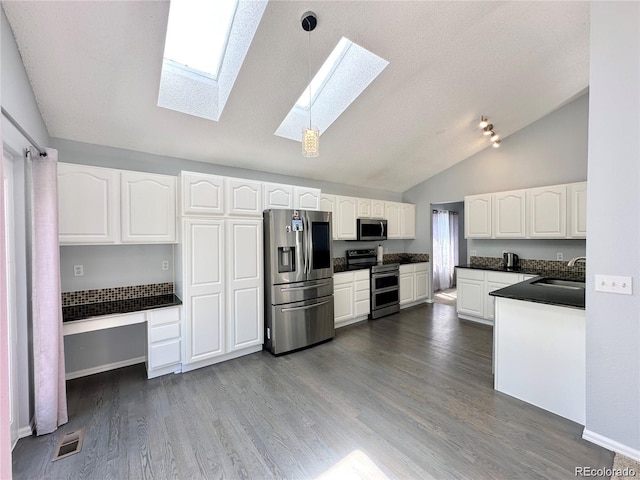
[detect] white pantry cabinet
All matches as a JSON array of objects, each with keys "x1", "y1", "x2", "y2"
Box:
[
  {"x1": 121, "y1": 171, "x2": 177, "y2": 243},
  {"x1": 385, "y1": 202, "x2": 402, "y2": 239},
  {"x1": 527, "y1": 185, "x2": 566, "y2": 238},
  {"x1": 182, "y1": 218, "x2": 226, "y2": 365},
  {"x1": 464, "y1": 194, "x2": 492, "y2": 239},
  {"x1": 334, "y1": 269, "x2": 370, "y2": 327},
  {"x1": 263, "y1": 183, "x2": 294, "y2": 210},
  {"x1": 226, "y1": 219, "x2": 263, "y2": 352},
  {"x1": 294, "y1": 186, "x2": 321, "y2": 210},
  {"x1": 226, "y1": 178, "x2": 262, "y2": 217},
  {"x1": 336, "y1": 196, "x2": 358, "y2": 240},
  {"x1": 492, "y1": 190, "x2": 526, "y2": 238},
  {"x1": 58, "y1": 163, "x2": 119, "y2": 244},
  {"x1": 146, "y1": 306, "x2": 182, "y2": 379},
  {"x1": 568, "y1": 182, "x2": 587, "y2": 238},
  {"x1": 181, "y1": 171, "x2": 224, "y2": 216},
  {"x1": 319, "y1": 194, "x2": 338, "y2": 240},
  {"x1": 399, "y1": 262, "x2": 429, "y2": 308}
]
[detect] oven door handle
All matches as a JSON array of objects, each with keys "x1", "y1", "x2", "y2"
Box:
[
  {"x1": 281, "y1": 299, "x2": 332, "y2": 312},
  {"x1": 373, "y1": 272, "x2": 398, "y2": 279},
  {"x1": 280, "y1": 281, "x2": 331, "y2": 292}
]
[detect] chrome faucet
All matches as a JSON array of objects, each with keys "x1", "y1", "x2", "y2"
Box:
[{"x1": 567, "y1": 256, "x2": 586, "y2": 267}]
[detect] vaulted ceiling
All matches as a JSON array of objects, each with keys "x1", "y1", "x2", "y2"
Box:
[{"x1": 3, "y1": 1, "x2": 589, "y2": 193}]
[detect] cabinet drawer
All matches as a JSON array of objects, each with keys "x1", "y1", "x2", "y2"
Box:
[
  {"x1": 486, "y1": 271, "x2": 521, "y2": 284},
  {"x1": 334, "y1": 272, "x2": 354, "y2": 285},
  {"x1": 399, "y1": 264, "x2": 414, "y2": 275},
  {"x1": 354, "y1": 269, "x2": 369, "y2": 281},
  {"x1": 149, "y1": 340, "x2": 181, "y2": 369},
  {"x1": 148, "y1": 307, "x2": 180, "y2": 327},
  {"x1": 355, "y1": 289, "x2": 369, "y2": 302},
  {"x1": 456, "y1": 268, "x2": 484, "y2": 281},
  {"x1": 354, "y1": 279, "x2": 370, "y2": 292},
  {"x1": 414, "y1": 262, "x2": 429, "y2": 272},
  {"x1": 150, "y1": 322, "x2": 180, "y2": 343}
]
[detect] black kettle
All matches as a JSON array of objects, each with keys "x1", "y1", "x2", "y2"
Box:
[{"x1": 503, "y1": 252, "x2": 519, "y2": 270}]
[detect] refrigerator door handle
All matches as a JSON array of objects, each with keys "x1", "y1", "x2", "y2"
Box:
[
  {"x1": 281, "y1": 299, "x2": 332, "y2": 312},
  {"x1": 303, "y1": 212, "x2": 311, "y2": 275}
]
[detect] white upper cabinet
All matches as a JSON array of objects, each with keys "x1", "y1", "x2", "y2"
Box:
[
  {"x1": 226, "y1": 219, "x2": 263, "y2": 352},
  {"x1": 465, "y1": 194, "x2": 492, "y2": 238},
  {"x1": 320, "y1": 194, "x2": 338, "y2": 240},
  {"x1": 568, "y1": 182, "x2": 587, "y2": 238},
  {"x1": 181, "y1": 172, "x2": 224, "y2": 216},
  {"x1": 58, "y1": 163, "x2": 119, "y2": 244},
  {"x1": 401, "y1": 203, "x2": 416, "y2": 239},
  {"x1": 492, "y1": 190, "x2": 526, "y2": 238},
  {"x1": 121, "y1": 171, "x2": 177, "y2": 243},
  {"x1": 336, "y1": 196, "x2": 358, "y2": 240},
  {"x1": 527, "y1": 185, "x2": 566, "y2": 238},
  {"x1": 357, "y1": 198, "x2": 372, "y2": 218},
  {"x1": 263, "y1": 183, "x2": 294, "y2": 210},
  {"x1": 385, "y1": 202, "x2": 402, "y2": 238},
  {"x1": 294, "y1": 186, "x2": 321, "y2": 210},
  {"x1": 371, "y1": 200, "x2": 385, "y2": 219},
  {"x1": 226, "y1": 178, "x2": 262, "y2": 217}
]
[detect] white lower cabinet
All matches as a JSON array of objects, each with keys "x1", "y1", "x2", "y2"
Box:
[
  {"x1": 146, "y1": 306, "x2": 182, "y2": 379},
  {"x1": 399, "y1": 262, "x2": 430, "y2": 308},
  {"x1": 334, "y1": 270, "x2": 370, "y2": 327},
  {"x1": 456, "y1": 268, "x2": 524, "y2": 324}
]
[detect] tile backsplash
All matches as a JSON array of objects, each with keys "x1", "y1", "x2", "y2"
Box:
[
  {"x1": 62, "y1": 282, "x2": 174, "y2": 307},
  {"x1": 470, "y1": 256, "x2": 586, "y2": 278}
]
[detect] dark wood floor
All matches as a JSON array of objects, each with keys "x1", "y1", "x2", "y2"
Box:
[{"x1": 13, "y1": 302, "x2": 613, "y2": 479}]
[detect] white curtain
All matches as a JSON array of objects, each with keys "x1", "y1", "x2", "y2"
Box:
[
  {"x1": 28, "y1": 148, "x2": 68, "y2": 435},
  {"x1": 432, "y1": 209, "x2": 459, "y2": 292}
]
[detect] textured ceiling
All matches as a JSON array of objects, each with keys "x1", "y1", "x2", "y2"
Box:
[{"x1": 3, "y1": 1, "x2": 590, "y2": 193}]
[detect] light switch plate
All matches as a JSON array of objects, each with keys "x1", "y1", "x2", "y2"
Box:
[{"x1": 595, "y1": 275, "x2": 632, "y2": 295}]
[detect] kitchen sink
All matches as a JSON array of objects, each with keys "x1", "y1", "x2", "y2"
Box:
[{"x1": 531, "y1": 278, "x2": 585, "y2": 289}]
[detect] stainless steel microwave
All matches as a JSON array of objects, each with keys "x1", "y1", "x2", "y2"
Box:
[{"x1": 357, "y1": 218, "x2": 387, "y2": 241}]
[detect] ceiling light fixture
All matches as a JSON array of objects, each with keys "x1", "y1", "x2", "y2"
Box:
[
  {"x1": 301, "y1": 12, "x2": 319, "y2": 158},
  {"x1": 479, "y1": 116, "x2": 502, "y2": 148}
]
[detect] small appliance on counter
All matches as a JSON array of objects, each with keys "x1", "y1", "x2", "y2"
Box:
[{"x1": 503, "y1": 252, "x2": 520, "y2": 270}]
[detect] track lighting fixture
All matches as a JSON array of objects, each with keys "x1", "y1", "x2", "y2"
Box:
[{"x1": 479, "y1": 116, "x2": 502, "y2": 148}]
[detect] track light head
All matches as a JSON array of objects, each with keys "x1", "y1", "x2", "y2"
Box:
[
  {"x1": 479, "y1": 116, "x2": 489, "y2": 129},
  {"x1": 483, "y1": 125, "x2": 493, "y2": 136}
]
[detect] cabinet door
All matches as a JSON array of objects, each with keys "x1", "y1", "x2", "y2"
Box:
[
  {"x1": 457, "y1": 278, "x2": 485, "y2": 317},
  {"x1": 320, "y1": 194, "x2": 338, "y2": 240},
  {"x1": 493, "y1": 190, "x2": 526, "y2": 238},
  {"x1": 226, "y1": 178, "x2": 262, "y2": 217},
  {"x1": 336, "y1": 196, "x2": 357, "y2": 240},
  {"x1": 371, "y1": 200, "x2": 385, "y2": 219},
  {"x1": 401, "y1": 203, "x2": 416, "y2": 239},
  {"x1": 121, "y1": 172, "x2": 176, "y2": 243},
  {"x1": 527, "y1": 185, "x2": 566, "y2": 238},
  {"x1": 227, "y1": 220, "x2": 263, "y2": 352},
  {"x1": 385, "y1": 202, "x2": 401, "y2": 239},
  {"x1": 354, "y1": 269, "x2": 371, "y2": 317},
  {"x1": 183, "y1": 219, "x2": 225, "y2": 363},
  {"x1": 294, "y1": 187, "x2": 321, "y2": 210},
  {"x1": 57, "y1": 163, "x2": 119, "y2": 244},
  {"x1": 357, "y1": 198, "x2": 372, "y2": 218},
  {"x1": 464, "y1": 194, "x2": 492, "y2": 238},
  {"x1": 568, "y1": 182, "x2": 587, "y2": 238},
  {"x1": 399, "y1": 273, "x2": 415, "y2": 305},
  {"x1": 334, "y1": 283, "x2": 354, "y2": 324},
  {"x1": 181, "y1": 172, "x2": 224, "y2": 216},
  {"x1": 485, "y1": 281, "x2": 512, "y2": 321},
  {"x1": 263, "y1": 183, "x2": 293, "y2": 210},
  {"x1": 414, "y1": 263, "x2": 429, "y2": 301}
]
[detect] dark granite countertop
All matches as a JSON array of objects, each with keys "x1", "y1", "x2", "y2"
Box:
[
  {"x1": 333, "y1": 264, "x2": 370, "y2": 273},
  {"x1": 456, "y1": 264, "x2": 585, "y2": 282},
  {"x1": 489, "y1": 277, "x2": 585, "y2": 310},
  {"x1": 62, "y1": 294, "x2": 183, "y2": 322}
]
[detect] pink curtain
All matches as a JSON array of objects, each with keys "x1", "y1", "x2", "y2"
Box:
[{"x1": 29, "y1": 148, "x2": 68, "y2": 435}]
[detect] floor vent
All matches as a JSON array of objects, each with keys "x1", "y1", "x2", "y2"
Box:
[{"x1": 52, "y1": 428, "x2": 85, "y2": 462}]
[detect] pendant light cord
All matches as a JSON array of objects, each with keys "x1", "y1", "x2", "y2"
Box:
[{"x1": 307, "y1": 18, "x2": 312, "y2": 130}]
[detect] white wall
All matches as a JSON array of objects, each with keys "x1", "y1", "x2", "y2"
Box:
[
  {"x1": 403, "y1": 93, "x2": 589, "y2": 262},
  {"x1": 583, "y1": 2, "x2": 640, "y2": 458},
  {"x1": 1, "y1": 6, "x2": 51, "y2": 434}
]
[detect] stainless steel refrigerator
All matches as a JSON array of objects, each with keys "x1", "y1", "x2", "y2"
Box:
[{"x1": 263, "y1": 209, "x2": 334, "y2": 355}]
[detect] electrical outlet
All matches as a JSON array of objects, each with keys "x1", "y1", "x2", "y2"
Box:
[
  {"x1": 73, "y1": 265, "x2": 84, "y2": 277},
  {"x1": 556, "y1": 253, "x2": 563, "y2": 261},
  {"x1": 595, "y1": 275, "x2": 632, "y2": 295},
  {"x1": 162, "y1": 260, "x2": 169, "y2": 271}
]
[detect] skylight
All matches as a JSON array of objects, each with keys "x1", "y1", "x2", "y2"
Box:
[
  {"x1": 157, "y1": 0, "x2": 267, "y2": 121},
  {"x1": 163, "y1": 0, "x2": 238, "y2": 80},
  {"x1": 275, "y1": 37, "x2": 389, "y2": 142}
]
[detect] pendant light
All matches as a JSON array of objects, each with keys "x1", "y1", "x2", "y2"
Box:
[{"x1": 301, "y1": 12, "x2": 319, "y2": 157}]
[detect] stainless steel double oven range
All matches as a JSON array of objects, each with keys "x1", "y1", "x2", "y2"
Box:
[
  {"x1": 263, "y1": 209, "x2": 334, "y2": 355},
  {"x1": 346, "y1": 249, "x2": 400, "y2": 319}
]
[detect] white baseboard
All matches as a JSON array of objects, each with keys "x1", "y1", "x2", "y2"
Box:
[
  {"x1": 335, "y1": 315, "x2": 368, "y2": 329},
  {"x1": 582, "y1": 429, "x2": 640, "y2": 461},
  {"x1": 181, "y1": 345, "x2": 262, "y2": 373},
  {"x1": 65, "y1": 356, "x2": 146, "y2": 380},
  {"x1": 18, "y1": 425, "x2": 32, "y2": 439},
  {"x1": 458, "y1": 313, "x2": 493, "y2": 326}
]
